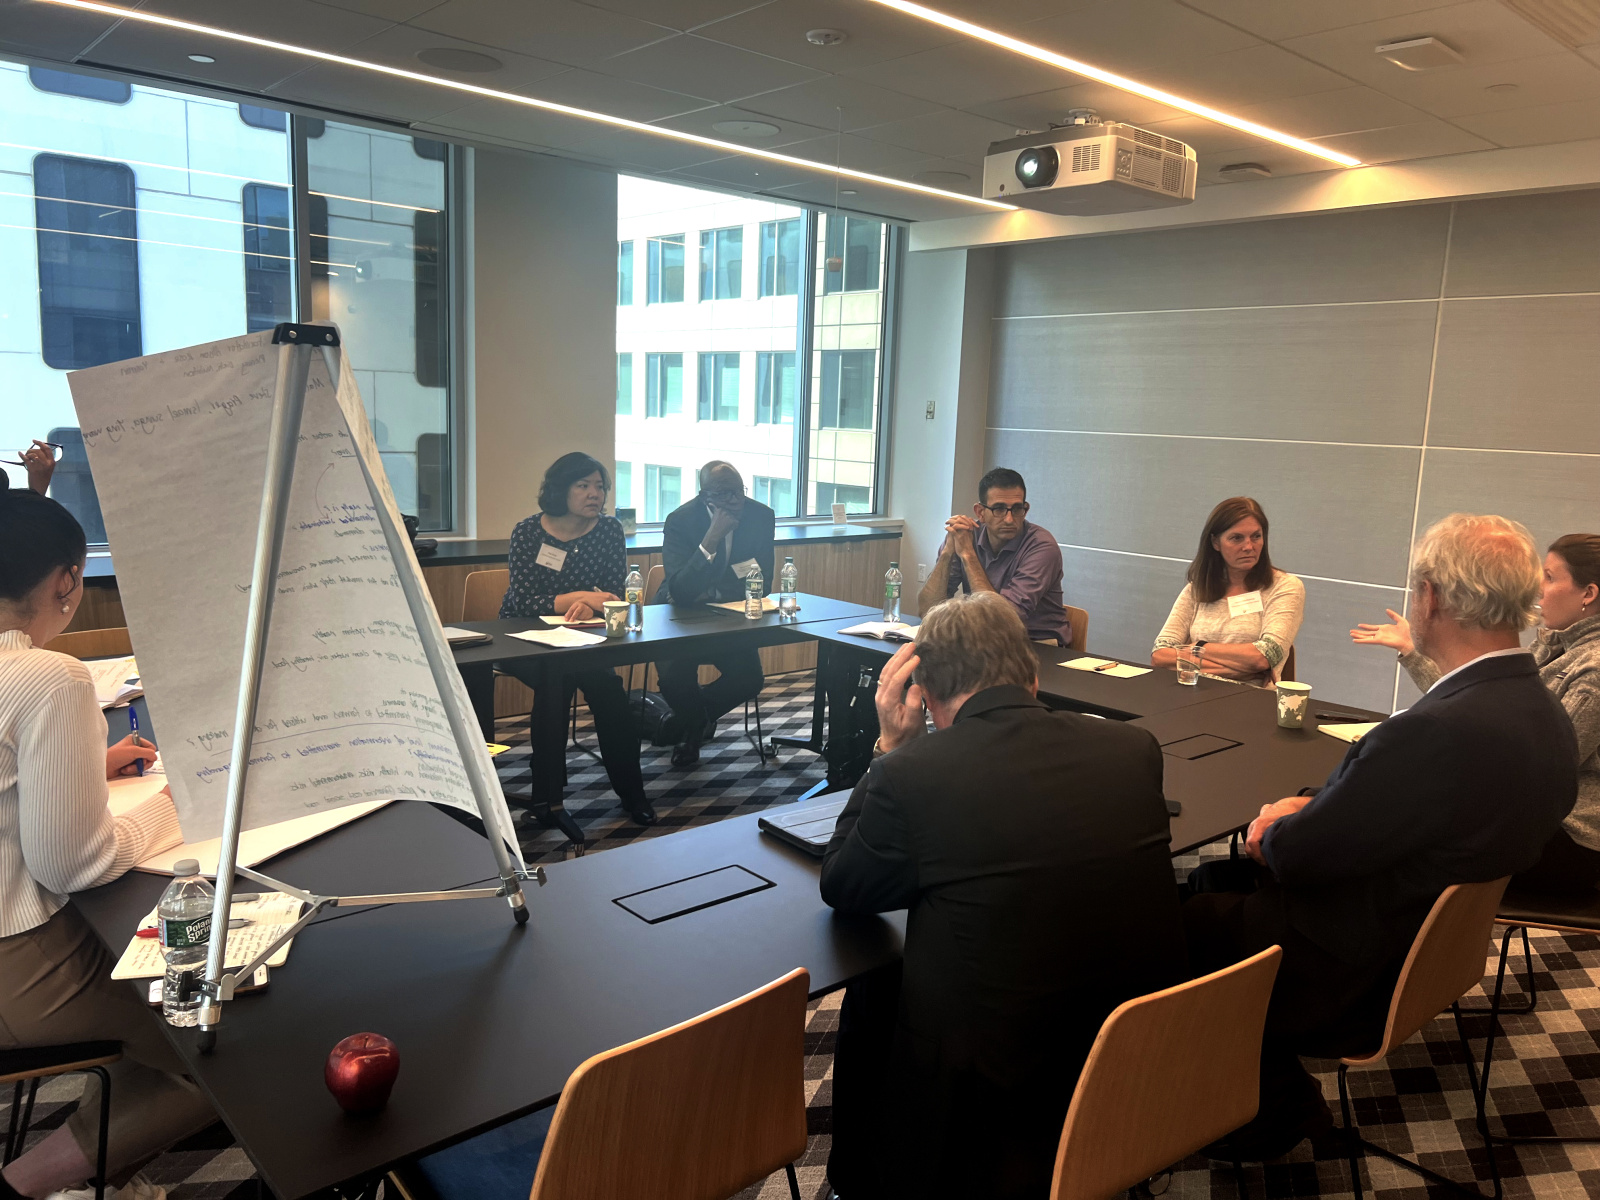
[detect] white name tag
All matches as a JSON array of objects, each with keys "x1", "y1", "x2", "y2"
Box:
[
  {"x1": 535, "y1": 542, "x2": 568, "y2": 573},
  {"x1": 1227, "y1": 590, "x2": 1264, "y2": 618},
  {"x1": 731, "y1": 557, "x2": 759, "y2": 578}
]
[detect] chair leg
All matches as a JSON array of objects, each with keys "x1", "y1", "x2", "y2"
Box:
[
  {"x1": 1338, "y1": 1065, "x2": 1364, "y2": 1200},
  {"x1": 1231, "y1": 1157, "x2": 1249, "y2": 1200},
  {"x1": 1463, "y1": 924, "x2": 1537, "y2": 1016},
  {"x1": 8, "y1": 1079, "x2": 41, "y2": 1165},
  {"x1": 4, "y1": 1080, "x2": 22, "y2": 1163},
  {"x1": 784, "y1": 1162, "x2": 801, "y2": 1200},
  {"x1": 745, "y1": 695, "x2": 769, "y2": 765},
  {"x1": 567, "y1": 693, "x2": 601, "y2": 764},
  {"x1": 87, "y1": 1065, "x2": 110, "y2": 1200}
]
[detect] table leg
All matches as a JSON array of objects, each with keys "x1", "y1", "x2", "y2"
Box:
[
  {"x1": 772, "y1": 640, "x2": 828, "y2": 755},
  {"x1": 460, "y1": 663, "x2": 496, "y2": 742}
]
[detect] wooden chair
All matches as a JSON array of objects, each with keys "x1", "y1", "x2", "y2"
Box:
[
  {"x1": 461, "y1": 569, "x2": 510, "y2": 622},
  {"x1": 529, "y1": 968, "x2": 810, "y2": 1200},
  {"x1": 41, "y1": 627, "x2": 133, "y2": 659},
  {"x1": 1334, "y1": 877, "x2": 1512, "y2": 1200},
  {"x1": 643, "y1": 563, "x2": 665, "y2": 603},
  {"x1": 3, "y1": 1041, "x2": 121, "y2": 1200},
  {"x1": 1050, "y1": 947, "x2": 1281, "y2": 1200},
  {"x1": 1064, "y1": 605, "x2": 1088, "y2": 654}
]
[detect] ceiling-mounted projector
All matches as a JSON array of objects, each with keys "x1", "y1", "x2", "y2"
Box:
[{"x1": 984, "y1": 115, "x2": 1197, "y2": 215}]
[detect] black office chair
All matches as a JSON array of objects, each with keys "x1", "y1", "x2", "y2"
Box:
[{"x1": 3, "y1": 1040, "x2": 121, "y2": 1200}]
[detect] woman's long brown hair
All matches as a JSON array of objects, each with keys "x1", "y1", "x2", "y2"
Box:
[{"x1": 1188, "y1": 496, "x2": 1275, "y2": 604}]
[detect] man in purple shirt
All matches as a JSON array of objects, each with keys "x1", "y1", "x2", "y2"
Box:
[{"x1": 917, "y1": 468, "x2": 1073, "y2": 646}]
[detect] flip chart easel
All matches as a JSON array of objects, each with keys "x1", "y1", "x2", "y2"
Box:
[{"x1": 191, "y1": 324, "x2": 539, "y2": 1053}]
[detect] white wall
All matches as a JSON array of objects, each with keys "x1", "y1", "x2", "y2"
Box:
[{"x1": 469, "y1": 149, "x2": 617, "y2": 539}]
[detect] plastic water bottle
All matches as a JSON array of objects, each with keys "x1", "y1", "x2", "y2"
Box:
[
  {"x1": 744, "y1": 562, "x2": 764, "y2": 620},
  {"x1": 883, "y1": 561, "x2": 903, "y2": 623},
  {"x1": 158, "y1": 859, "x2": 215, "y2": 1028},
  {"x1": 779, "y1": 557, "x2": 799, "y2": 620},
  {"x1": 625, "y1": 563, "x2": 644, "y2": 632}
]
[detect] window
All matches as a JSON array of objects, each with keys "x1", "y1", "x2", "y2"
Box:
[
  {"x1": 818, "y1": 350, "x2": 875, "y2": 430},
  {"x1": 617, "y1": 241, "x2": 633, "y2": 305},
  {"x1": 647, "y1": 235, "x2": 684, "y2": 303},
  {"x1": 823, "y1": 215, "x2": 882, "y2": 294},
  {"x1": 753, "y1": 475, "x2": 793, "y2": 515},
  {"x1": 756, "y1": 352, "x2": 795, "y2": 425},
  {"x1": 239, "y1": 104, "x2": 286, "y2": 131},
  {"x1": 759, "y1": 219, "x2": 800, "y2": 298},
  {"x1": 645, "y1": 353, "x2": 682, "y2": 416},
  {"x1": 616, "y1": 353, "x2": 633, "y2": 415},
  {"x1": 34, "y1": 155, "x2": 142, "y2": 371},
  {"x1": 414, "y1": 209, "x2": 447, "y2": 387},
  {"x1": 644, "y1": 464, "x2": 681, "y2": 522},
  {"x1": 29, "y1": 67, "x2": 130, "y2": 103},
  {"x1": 698, "y1": 226, "x2": 742, "y2": 301},
  {"x1": 412, "y1": 137, "x2": 448, "y2": 162},
  {"x1": 615, "y1": 461, "x2": 632, "y2": 510},
  {"x1": 697, "y1": 353, "x2": 739, "y2": 422},
  {"x1": 815, "y1": 483, "x2": 870, "y2": 513},
  {"x1": 242, "y1": 183, "x2": 292, "y2": 332}
]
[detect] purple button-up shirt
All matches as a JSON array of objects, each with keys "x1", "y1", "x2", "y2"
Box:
[{"x1": 941, "y1": 521, "x2": 1073, "y2": 645}]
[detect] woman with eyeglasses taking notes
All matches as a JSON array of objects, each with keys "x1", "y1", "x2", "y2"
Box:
[{"x1": 1152, "y1": 496, "x2": 1305, "y2": 685}]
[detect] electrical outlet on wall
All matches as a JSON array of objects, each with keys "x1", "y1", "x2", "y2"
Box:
[{"x1": 924, "y1": 400, "x2": 936, "y2": 420}]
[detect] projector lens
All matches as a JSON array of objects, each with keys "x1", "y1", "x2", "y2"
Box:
[{"x1": 1015, "y1": 146, "x2": 1059, "y2": 188}]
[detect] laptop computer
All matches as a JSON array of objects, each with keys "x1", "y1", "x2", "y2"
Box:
[{"x1": 758, "y1": 797, "x2": 849, "y2": 857}]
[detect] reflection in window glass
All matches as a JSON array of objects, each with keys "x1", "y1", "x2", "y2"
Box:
[
  {"x1": 34, "y1": 155, "x2": 142, "y2": 371},
  {"x1": 753, "y1": 475, "x2": 792, "y2": 513},
  {"x1": 307, "y1": 120, "x2": 451, "y2": 529},
  {"x1": 698, "y1": 226, "x2": 742, "y2": 301},
  {"x1": 645, "y1": 463, "x2": 681, "y2": 522},
  {"x1": 615, "y1": 460, "x2": 632, "y2": 509},
  {"x1": 646, "y1": 353, "x2": 682, "y2": 416},
  {"x1": 29, "y1": 67, "x2": 130, "y2": 104},
  {"x1": 815, "y1": 482, "x2": 871, "y2": 514},
  {"x1": 646, "y1": 234, "x2": 684, "y2": 303},
  {"x1": 823, "y1": 215, "x2": 882, "y2": 295},
  {"x1": 759, "y1": 218, "x2": 800, "y2": 298},
  {"x1": 242, "y1": 183, "x2": 292, "y2": 332},
  {"x1": 239, "y1": 104, "x2": 286, "y2": 131},
  {"x1": 617, "y1": 241, "x2": 633, "y2": 305},
  {"x1": 819, "y1": 350, "x2": 875, "y2": 430},
  {"x1": 697, "y1": 352, "x2": 739, "y2": 421},
  {"x1": 616, "y1": 353, "x2": 633, "y2": 415},
  {"x1": 756, "y1": 352, "x2": 794, "y2": 425}
]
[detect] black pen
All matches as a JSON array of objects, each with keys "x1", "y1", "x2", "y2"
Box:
[{"x1": 1316, "y1": 711, "x2": 1370, "y2": 722}]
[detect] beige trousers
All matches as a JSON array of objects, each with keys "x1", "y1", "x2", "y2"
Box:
[{"x1": 0, "y1": 903, "x2": 215, "y2": 1171}]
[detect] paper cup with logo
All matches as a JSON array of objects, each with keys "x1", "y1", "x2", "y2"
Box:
[
  {"x1": 1276, "y1": 680, "x2": 1312, "y2": 728},
  {"x1": 603, "y1": 601, "x2": 629, "y2": 638}
]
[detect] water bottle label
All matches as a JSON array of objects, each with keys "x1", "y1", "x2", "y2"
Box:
[
  {"x1": 626, "y1": 588, "x2": 642, "y2": 603},
  {"x1": 162, "y1": 913, "x2": 212, "y2": 948},
  {"x1": 885, "y1": 583, "x2": 901, "y2": 600}
]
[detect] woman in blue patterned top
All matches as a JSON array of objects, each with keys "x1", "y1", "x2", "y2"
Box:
[{"x1": 501, "y1": 453, "x2": 654, "y2": 826}]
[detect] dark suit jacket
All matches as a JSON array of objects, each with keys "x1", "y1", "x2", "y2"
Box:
[
  {"x1": 821, "y1": 686, "x2": 1187, "y2": 1198},
  {"x1": 1264, "y1": 652, "x2": 1578, "y2": 966},
  {"x1": 658, "y1": 496, "x2": 776, "y2": 604}
]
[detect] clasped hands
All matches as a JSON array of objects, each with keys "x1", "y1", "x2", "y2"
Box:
[{"x1": 1243, "y1": 795, "x2": 1311, "y2": 864}]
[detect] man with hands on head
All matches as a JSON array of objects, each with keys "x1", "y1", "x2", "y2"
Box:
[
  {"x1": 655, "y1": 461, "x2": 775, "y2": 768},
  {"x1": 1185, "y1": 513, "x2": 1578, "y2": 1163},
  {"x1": 916, "y1": 467, "x2": 1073, "y2": 646},
  {"x1": 820, "y1": 592, "x2": 1185, "y2": 1200}
]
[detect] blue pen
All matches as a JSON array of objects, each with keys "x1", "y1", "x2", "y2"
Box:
[{"x1": 128, "y1": 707, "x2": 145, "y2": 777}]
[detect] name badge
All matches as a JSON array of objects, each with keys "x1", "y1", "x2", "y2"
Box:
[
  {"x1": 535, "y1": 542, "x2": 568, "y2": 573},
  {"x1": 1227, "y1": 590, "x2": 1264, "y2": 618},
  {"x1": 731, "y1": 557, "x2": 759, "y2": 578}
]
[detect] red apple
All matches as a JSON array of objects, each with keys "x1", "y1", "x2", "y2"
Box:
[{"x1": 325, "y1": 1032, "x2": 400, "y2": 1113}]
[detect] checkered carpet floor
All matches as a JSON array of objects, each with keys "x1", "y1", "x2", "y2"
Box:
[{"x1": 10, "y1": 672, "x2": 1600, "y2": 1199}]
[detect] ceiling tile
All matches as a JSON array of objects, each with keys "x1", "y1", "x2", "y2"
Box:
[
  {"x1": 337, "y1": 21, "x2": 572, "y2": 89},
  {"x1": 1228, "y1": 85, "x2": 1433, "y2": 138},
  {"x1": 883, "y1": 153, "x2": 985, "y2": 188},
  {"x1": 0, "y1": 0, "x2": 122, "y2": 60},
  {"x1": 566, "y1": 124, "x2": 735, "y2": 171},
  {"x1": 83, "y1": 21, "x2": 334, "y2": 93},
  {"x1": 851, "y1": 108, "x2": 1021, "y2": 161},
  {"x1": 1143, "y1": 41, "x2": 1349, "y2": 109},
  {"x1": 648, "y1": 104, "x2": 831, "y2": 145},
  {"x1": 739, "y1": 73, "x2": 946, "y2": 130},
  {"x1": 767, "y1": 174, "x2": 973, "y2": 222},
  {"x1": 692, "y1": 0, "x2": 955, "y2": 72},
  {"x1": 1281, "y1": 0, "x2": 1572, "y2": 91},
  {"x1": 848, "y1": 38, "x2": 1080, "y2": 109},
  {"x1": 668, "y1": 151, "x2": 827, "y2": 192},
  {"x1": 520, "y1": 66, "x2": 712, "y2": 121},
  {"x1": 1356, "y1": 50, "x2": 1600, "y2": 117},
  {"x1": 576, "y1": 0, "x2": 775, "y2": 33},
  {"x1": 968, "y1": 81, "x2": 1187, "y2": 130},
  {"x1": 1179, "y1": 0, "x2": 1478, "y2": 42},
  {"x1": 765, "y1": 131, "x2": 931, "y2": 172},
  {"x1": 595, "y1": 31, "x2": 825, "y2": 102},
  {"x1": 1023, "y1": 0, "x2": 1261, "y2": 75},
  {"x1": 308, "y1": 0, "x2": 446, "y2": 20},
  {"x1": 265, "y1": 60, "x2": 511, "y2": 121},
  {"x1": 1452, "y1": 94, "x2": 1600, "y2": 143},
  {"x1": 409, "y1": 95, "x2": 613, "y2": 149},
  {"x1": 406, "y1": 0, "x2": 674, "y2": 68},
  {"x1": 137, "y1": 0, "x2": 397, "y2": 55},
  {"x1": 1311, "y1": 116, "x2": 1498, "y2": 160}
]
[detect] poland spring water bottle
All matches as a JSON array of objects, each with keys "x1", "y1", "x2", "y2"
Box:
[
  {"x1": 779, "y1": 556, "x2": 799, "y2": 619},
  {"x1": 158, "y1": 859, "x2": 214, "y2": 1027},
  {"x1": 744, "y1": 563, "x2": 764, "y2": 620},
  {"x1": 625, "y1": 563, "x2": 644, "y2": 632},
  {"x1": 883, "y1": 561, "x2": 903, "y2": 623}
]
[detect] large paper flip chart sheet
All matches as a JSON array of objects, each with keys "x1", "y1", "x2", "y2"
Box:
[{"x1": 70, "y1": 331, "x2": 519, "y2": 856}]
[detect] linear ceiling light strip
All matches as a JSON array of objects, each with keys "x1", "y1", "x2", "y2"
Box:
[
  {"x1": 39, "y1": 0, "x2": 1016, "y2": 209},
  {"x1": 861, "y1": 0, "x2": 1362, "y2": 167}
]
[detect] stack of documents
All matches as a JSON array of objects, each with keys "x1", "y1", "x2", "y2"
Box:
[
  {"x1": 1061, "y1": 656, "x2": 1151, "y2": 679},
  {"x1": 442, "y1": 627, "x2": 492, "y2": 647},
  {"x1": 712, "y1": 596, "x2": 780, "y2": 614},
  {"x1": 111, "y1": 891, "x2": 305, "y2": 981},
  {"x1": 839, "y1": 621, "x2": 915, "y2": 642},
  {"x1": 85, "y1": 655, "x2": 142, "y2": 708},
  {"x1": 1319, "y1": 722, "x2": 1380, "y2": 744},
  {"x1": 508, "y1": 626, "x2": 607, "y2": 648}
]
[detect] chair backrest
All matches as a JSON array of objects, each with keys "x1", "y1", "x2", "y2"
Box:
[
  {"x1": 1051, "y1": 947, "x2": 1282, "y2": 1200},
  {"x1": 644, "y1": 563, "x2": 665, "y2": 604},
  {"x1": 462, "y1": 569, "x2": 511, "y2": 622},
  {"x1": 1065, "y1": 605, "x2": 1089, "y2": 654},
  {"x1": 1351, "y1": 877, "x2": 1511, "y2": 1063},
  {"x1": 42, "y1": 627, "x2": 133, "y2": 659},
  {"x1": 1280, "y1": 645, "x2": 1297, "y2": 683},
  {"x1": 529, "y1": 968, "x2": 810, "y2": 1200}
]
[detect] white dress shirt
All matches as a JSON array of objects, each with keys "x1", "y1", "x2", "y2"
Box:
[{"x1": 1427, "y1": 644, "x2": 1532, "y2": 693}]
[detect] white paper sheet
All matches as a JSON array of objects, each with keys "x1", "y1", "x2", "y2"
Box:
[
  {"x1": 85, "y1": 655, "x2": 143, "y2": 708},
  {"x1": 111, "y1": 891, "x2": 305, "y2": 980},
  {"x1": 1319, "y1": 722, "x2": 1380, "y2": 744},
  {"x1": 711, "y1": 596, "x2": 779, "y2": 614},
  {"x1": 68, "y1": 331, "x2": 519, "y2": 861},
  {"x1": 839, "y1": 621, "x2": 914, "y2": 641},
  {"x1": 1061, "y1": 656, "x2": 1152, "y2": 678},
  {"x1": 507, "y1": 627, "x2": 607, "y2": 648}
]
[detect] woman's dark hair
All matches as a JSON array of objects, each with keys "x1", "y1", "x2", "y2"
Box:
[
  {"x1": 1188, "y1": 496, "x2": 1275, "y2": 604},
  {"x1": 0, "y1": 469, "x2": 88, "y2": 604},
  {"x1": 537, "y1": 452, "x2": 610, "y2": 517},
  {"x1": 1549, "y1": 534, "x2": 1600, "y2": 593}
]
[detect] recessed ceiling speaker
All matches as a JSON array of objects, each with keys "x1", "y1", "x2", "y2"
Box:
[
  {"x1": 416, "y1": 47, "x2": 504, "y2": 73},
  {"x1": 913, "y1": 170, "x2": 971, "y2": 185},
  {"x1": 712, "y1": 119, "x2": 782, "y2": 137},
  {"x1": 1374, "y1": 36, "x2": 1464, "y2": 70},
  {"x1": 805, "y1": 28, "x2": 848, "y2": 46}
]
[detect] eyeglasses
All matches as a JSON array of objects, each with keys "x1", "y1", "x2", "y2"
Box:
[
  {"x1": 2, "y1": 442, "x2": 64, "y2": 467},
  {"x1": 705, "y1": 486, "x2": 749, "y2": 501},
  {"x1": 981, "y1": 502, "x2": 1030, "y2": 518}
]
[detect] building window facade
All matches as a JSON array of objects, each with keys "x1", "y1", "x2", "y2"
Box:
[
  {"x1": 698, "y1": 226, "x2": 742, "y2": 301},
  {"x1": 647, "y1": 234, "x2": 684, "y2": 303},
  {"x1": 28, "y1": 66, "x2": 129, "y2": 103},
  {"x1": 242, "y1": 182, "x2": 292, "y2": 332},
  {"x1": 616, "y1": 353, "x2": 633, "y2": 415},
  {"x1": 823, "y1": 215, "x2": 882, "y2": 295},
  {"x1": 759, "y1": 218, "x2": 800, "y2": 298},
  {"x1": 646, "y1": 353, "x2": 682, "y2": 416},
  {"x1": 34, "y1": 154, "x2": 142, "y2": 371},
  {"x1": 697, "y1": 352, "x2": 739, "y2": 422},
  {"x1": 617, "y1": 240, "x2": 633, "y2": 305},
  {"x1": 755, "y1": 351, "x2": 795, "y2": 425},
  {"x1": 753, "y1": 475, "x2": 792, "y2": 513},
  {"x1": 614, "y1": 460, "x2": 632, "y2": 510},
  {"x1": 818, "y1": 350, "x2": 876, "y2": 430},
  {"x1": 645, "y1": 464, "x2": 681, "y2": 522}
]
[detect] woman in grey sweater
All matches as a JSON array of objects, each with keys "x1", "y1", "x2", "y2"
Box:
[{"x1": 1353, "y1": 533, "x2": 1600, "y2": 894}]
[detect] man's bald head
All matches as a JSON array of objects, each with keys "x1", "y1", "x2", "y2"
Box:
[{"x1": 700, "y1": 461, "x2": 743, "y2": 497}]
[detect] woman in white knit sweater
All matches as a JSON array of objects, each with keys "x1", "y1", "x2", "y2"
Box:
[{"x1": 0, "y1": 475, "x2": 213, "y2": 1200}]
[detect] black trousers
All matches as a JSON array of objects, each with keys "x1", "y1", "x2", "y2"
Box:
[
  {"x1": 501, "y1": 662, "x2": 646, "y2": 811},
  {"x1": 656, "y1": 647, "x2": 764, "y2": 742},
  {"x1": 1184, "y1": 874, "x2": 1399, "y2": 1142},
  {"x1": 1513, "y1": 826, "x2": 1600, "y2": 896}
]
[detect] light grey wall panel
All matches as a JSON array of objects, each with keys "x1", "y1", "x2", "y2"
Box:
[
  {"x1": 992, "y1": 205, "x2": 1450, "y2": 317},
  {"x1": 1429, "y1": 296, "x2": 1600, "y2": 455},
  {"x1": 1294, "y1": 578, "x2": 1409, "y2": 715},
  {"x1": 1057, "y1": 546, "x2": 1189, "y2": 665},
  {"x1": 1415, "y1": 449, "x2": 1600, "y2": 554},
  {"x1": 990, "y1": 303, "x2": 1437, "y2": 444},
  {"x1": 987, "y1": 428, "x2": 1419, "y2": 586},
  {"x1": 1445, "y1": 190, "x2": 1600, "y2": 298}
]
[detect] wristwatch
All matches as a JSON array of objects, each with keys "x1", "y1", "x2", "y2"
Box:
[{"x1": 871, "y1": 737, "x2": 888, "y2": 759}]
